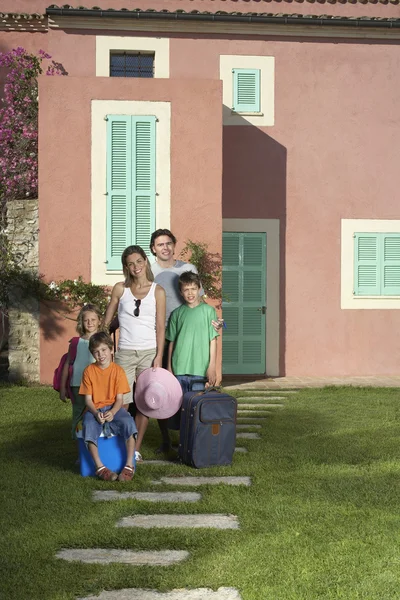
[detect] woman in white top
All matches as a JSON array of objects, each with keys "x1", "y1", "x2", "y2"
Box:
[{"x1": 104, "y1": 245, "x2": 166, "y2": 461}]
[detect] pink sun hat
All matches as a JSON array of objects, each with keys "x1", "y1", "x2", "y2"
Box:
[{"x1": 135, "y1": 367, "x2": 183, "y2": 419}]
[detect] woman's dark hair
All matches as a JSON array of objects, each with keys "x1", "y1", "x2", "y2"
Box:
[
  {"x1": 150, "y1": 229, "x2": 177, "y2": 256},
  {"x1": 121, "y1": 245, "x2": 154, "y2": 286}
]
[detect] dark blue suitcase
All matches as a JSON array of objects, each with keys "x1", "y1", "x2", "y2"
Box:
[{"x1": 178, "y1": 388, "x2": 237, "y2": 468}]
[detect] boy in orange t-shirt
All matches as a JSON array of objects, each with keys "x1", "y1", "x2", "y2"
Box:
[{"x1": 80, "y1": 332, "x2": 137, "y2": 481}]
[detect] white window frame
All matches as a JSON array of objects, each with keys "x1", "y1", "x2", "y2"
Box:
[
  {"x1": 341, "y1": 219, "x2": 400, "y2": 309},
  {"x1": 220, "y1": 55, "x2": 274, "y2": 127},
  {"x1": 91, "y1": 100, "x2": 171, "y2": 286},
  {"x1": 96, "y1": 36, "x2": 169, "y2": 78}
]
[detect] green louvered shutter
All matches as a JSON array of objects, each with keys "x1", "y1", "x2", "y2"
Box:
[
  {"x1": 106, "y1": 115, "x2": 156, "y2": 270},
  {"x1": 132, "y1": 117, "x2": 156, "y2": 253},
  {"x1": 222, "y1": 232, "x2": 266, "y2": 374},
  {"x1": 232, "y1": 69, "x2": 260, "y2": 113},
  {"x1": 354, "y1": 233, "x2": 379, "y2": 296},
  {"x1": 382, "y1": 234, "x2": 400, "y2": 295},
  {"x1": 106, "y1": 116, "x2": 131, "y2": 270},
  {"x1": 354, "y1": 233, "x2": 400, "y2": 296}
]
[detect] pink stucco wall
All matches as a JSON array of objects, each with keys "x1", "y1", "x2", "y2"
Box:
[
  {"x1": 5, "y1": 2, "x2": 400, "y2": 378},
  {"x1": 171, "y1": 36, "x2": 400, "y2": 376},
  {"x1": 38, "y1": 76, "x2": 222, "y2": 383}
]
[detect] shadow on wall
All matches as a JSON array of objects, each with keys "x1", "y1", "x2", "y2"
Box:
[{"x1": 221, "y1": 109, "x2": 287, "y2": 375}]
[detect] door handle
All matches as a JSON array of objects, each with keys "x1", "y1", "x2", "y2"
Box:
[{"x1": 257, "y1": 306, "x2": 266, "y2": 314}]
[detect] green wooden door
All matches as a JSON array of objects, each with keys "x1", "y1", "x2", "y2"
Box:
[{"x1": 222, "y1": 232, "x2": 266, "y2": 374}]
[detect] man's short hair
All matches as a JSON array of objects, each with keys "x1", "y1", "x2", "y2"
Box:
[
  {"x1": 178, "y1": 271, "x2": 201, "y2": 291},
  {"x1": 150, "y1": 229, "x2": 177, "y2": 256},
  {"x1": 89, "y1": 331, "x2": 113, "y2": 354}
]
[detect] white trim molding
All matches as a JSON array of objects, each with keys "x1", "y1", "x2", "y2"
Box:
[
  {"x1": 96, "y1": 36, "x2": 169, "y2": 78},
  {"x1": 223, "y1": 218, "x2": 280, "y2": 376},
  {"x1": 220, "y1": 55, "x2": 274, "y2": 127},
  {"x1": 341, "y1": 218, "x2": 400, "y2": 309},
  {"x1": 91, "y1": 100, "x2": 171, "y2": 286}
]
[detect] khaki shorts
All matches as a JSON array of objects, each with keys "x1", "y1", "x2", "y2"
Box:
[{"x1": 114, "y1": 347, "x2": 156, "y2": 404}]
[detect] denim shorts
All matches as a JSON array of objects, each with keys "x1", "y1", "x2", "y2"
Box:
[{"x1": 83, "y1": 405, "x2": 137, "y2": 446}]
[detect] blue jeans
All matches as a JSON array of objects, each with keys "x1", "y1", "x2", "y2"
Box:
[
  {"x1": 83, "y1": 405, "x2": 137, "y2": 446},
  {"x1": 168, "y1": 376, "x2": 206, "y2": 430},
  {"x1": 176, "y1": 375, "x2": 206, "y2": 394}
]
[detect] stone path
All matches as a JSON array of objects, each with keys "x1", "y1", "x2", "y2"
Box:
[
  {"x1": 238, "y1": 396, "x2": 285, "y2": 401},
  {"x1": 152, "y1": 476, "x2": 251, "y2": 487},
  {"x1": 237, "y1": 410, "x2": 271, "y2": 415},
  {"x1": 238, "y1": 403, "x2": 282, "y2": 409},
  {"x1": 93, "y1": 491, "x2": 201, "y2": 503},
  {"x1": 78, "y1": 587, "x2": 242, "y2": 600},
  {"x1": 236, "y1": 432, "x2": 260, "y2": 439},
  {"x1": 57, "y1": 549, "x2": 189, "y2": 565},
  {"x1": 117, "y1": 514, "x2": 240, "y2": 530},
  {"x1": 64, "y1": 388, "x2": 293, "y2": 598}
]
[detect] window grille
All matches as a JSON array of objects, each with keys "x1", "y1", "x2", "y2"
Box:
[{"x1": 110, "y1": 52, "x2": 154, "y2": 78}]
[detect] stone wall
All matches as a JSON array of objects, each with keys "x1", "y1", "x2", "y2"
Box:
[{"x1": 7, "y1": 199, "x2": 40, "y2": 382}]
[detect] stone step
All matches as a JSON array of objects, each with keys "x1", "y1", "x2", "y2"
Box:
[
  {"x1": 152, "y1": 476, "x2": 251, "y2": 487},
  {"x1": 77, "y1": 586, "x2": 242, "y2": 599},
  {"x1": 93, "y1": 491, "x2": 201, "y2": 503},
  {"x1": 238, "y1": 403, "x2": 283, "y2": 409},
  {"x1": 237, "y1": 417, "x2": 266, "y2": 422},
  {"x1": 117, "y1": 514, "x2": 239, "y2": 530},
  {"x1": 237, "y1": 410, "x2": 271, "y2": 416},
  {"x1": 236, "y1": 432, "x2": 260, "y2": 439},
  {"x1": 57, "y1": 548, "x2": 188, "y2": 566},
  {"x1": 238, "y1": 396, "x2": 285, "y2": 401},
  {"x1": 236, "y1": 424, "x2": 261, "y2": 430},
  {"x1": 234, "y1": 447, "x2": 248, "y2": 453}
]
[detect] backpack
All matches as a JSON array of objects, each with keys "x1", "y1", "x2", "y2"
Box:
[{"x1": 53, "y1": 337, "x2": 80, "y2": 401}]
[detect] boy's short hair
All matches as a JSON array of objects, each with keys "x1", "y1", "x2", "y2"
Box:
[
  {"x1": 179, "y1": 271, "x2": 201, "y2": 291},
  {"x1": 89, "y1": 331, "x2": 113, "y2": 354},
  {"x1": 150, "y1": 229, "x2": 177, "y2": 256}
]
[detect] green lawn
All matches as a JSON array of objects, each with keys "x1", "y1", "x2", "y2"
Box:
[{"x1": 1, "y1": 384, "x2": 400, "y2": 600}]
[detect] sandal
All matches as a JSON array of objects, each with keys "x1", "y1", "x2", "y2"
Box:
[
  {"x1": 134, "y1": 450, "x2": 143, "y2": 463},
  {"x1": 118, "y1": 464, "x2": 135, "y2": 481},
  {"x1": 96, "y1": 466, "x2": 118, "y2": 481}
]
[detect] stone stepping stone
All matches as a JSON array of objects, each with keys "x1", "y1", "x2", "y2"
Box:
[
  {"x1": 234, "y1": 447, "x2": 248, "y2": 453},
  {"x1": 78, "y1": 586, "x2": 242, "y2": 599},
  {"x1": 238, "y1": 403, "x2": 282, "y2": 409},
  {"x1": 237, "y1": 417, "x2": 266, "y2": 422},
  {"x1": 238, "y1": 396, "x2": 285, "y2": 402},
  {"x1": 117, "y1": 514, "x2": 239, "y2": 530},
  {"x1": 92, "y1": 491, "x2": 201, "y2": 503},
  {"x1": 236, "y1": 432, "x2": 260, "y2": 439},
  {"x1": 237, "y1": 410, "x2": 271, "y2": 416},
  {"x1": 139, "y1": 460, "x2": 179, "y2": 466},
  {"x1": 236, "y1": 424, "x2": 261, "y2": 429},
  {"x1": 57, "y1": 548, "x2": 188, "y2": 566},
  {"x1": 153, "y1": 476, "x2": 251, "y2": 487}
]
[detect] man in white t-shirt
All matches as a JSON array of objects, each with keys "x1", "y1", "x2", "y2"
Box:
[{"x1": 150, "y1": 229, "x2": 221, "y2": 453}]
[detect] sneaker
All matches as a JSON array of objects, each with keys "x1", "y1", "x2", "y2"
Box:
[{"x1": 134, "y1": 450, "x2": 143, "y2": 463}]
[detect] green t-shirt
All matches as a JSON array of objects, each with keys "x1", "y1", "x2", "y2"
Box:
[{"x1": 166, "y1": 302, "x2": 219, "y2": 377}]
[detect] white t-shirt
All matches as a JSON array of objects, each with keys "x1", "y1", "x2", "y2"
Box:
[{"x1": 117, "y1": 283, "x2": 157, "y2": 350}]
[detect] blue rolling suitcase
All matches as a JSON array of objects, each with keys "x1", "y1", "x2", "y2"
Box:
[{"x1": 178, "y1": 388, "x2": 237, "y2": 468}]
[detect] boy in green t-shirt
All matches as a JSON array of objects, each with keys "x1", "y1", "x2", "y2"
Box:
[{"x1": 166, "y1": 271, "x2": 219, "y2": 394}]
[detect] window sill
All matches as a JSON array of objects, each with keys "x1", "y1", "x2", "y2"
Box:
[
  {"x1": 231, "y1": 111, "x2": 264, "y2": 116},
  {"x1": 353, "y1": 295, "x2": 400, "y2": 299}
]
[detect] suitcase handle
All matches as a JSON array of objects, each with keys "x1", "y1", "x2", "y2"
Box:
[{"x1": 190, "y1": 385, "x2": 222, "y2": 399}]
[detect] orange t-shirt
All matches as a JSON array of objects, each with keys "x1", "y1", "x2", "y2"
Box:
[{"x1": 79, "y1": 362, "x2": 130, "y2": 409}]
